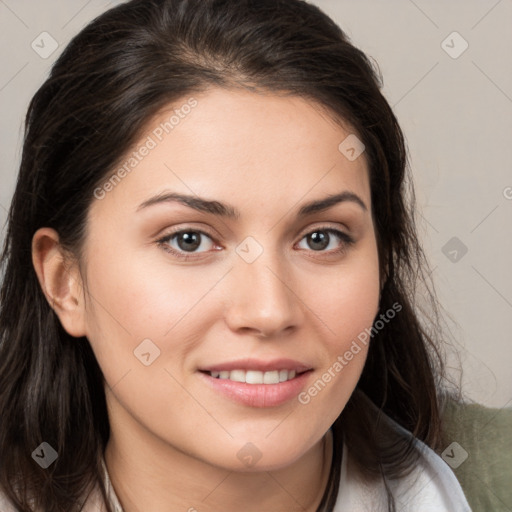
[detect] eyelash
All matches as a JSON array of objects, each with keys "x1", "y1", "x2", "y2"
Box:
[{"x1": 156, "y1": 225, "x2": 355, "y2": 262}]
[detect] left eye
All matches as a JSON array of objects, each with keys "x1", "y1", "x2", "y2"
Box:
[
  {"x1": 157, "y1": 227, "x2": 353, "y2": 260},
  {"x1": 296, "y1": 228, "x2": 353, "y2": 253}
]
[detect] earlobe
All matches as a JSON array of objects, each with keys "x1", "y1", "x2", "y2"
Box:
[{"x1": 31, "y1": 227, "x2": 87, "y2": 338}]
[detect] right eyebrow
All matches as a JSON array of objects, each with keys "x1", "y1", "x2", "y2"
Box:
[
  {"x1": 136, "y1": 190, "x2": 367, "y2": 219},
  {"x1": 136, "y1": 191, "x2": 240, "y2": 219}
]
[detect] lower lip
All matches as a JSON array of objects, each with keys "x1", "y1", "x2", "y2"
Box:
[{"x1": 198, "y1": 370, "x2": 312, "y2": 408}]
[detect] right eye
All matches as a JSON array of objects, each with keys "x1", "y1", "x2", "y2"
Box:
[{"x1": 156, "y1": 228, "x2": 220, "y2": 260}]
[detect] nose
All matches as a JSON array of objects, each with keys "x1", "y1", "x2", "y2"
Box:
[{"x1": 224, "y1": 246, "x2": 304, "y2": 338}]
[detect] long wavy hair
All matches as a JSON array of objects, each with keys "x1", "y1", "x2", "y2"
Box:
[{"x1": 0, "y1": 0, "x2": 457, "y2": 510}]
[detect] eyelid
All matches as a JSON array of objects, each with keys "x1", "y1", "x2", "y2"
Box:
[
  {"x1": 155, "y1": 222, "x2": 355, "y2": 261},
  {"x1": 297, "y1": 221, "x2": 350, "y2": 237}
]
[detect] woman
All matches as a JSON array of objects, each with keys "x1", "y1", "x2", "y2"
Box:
[{"x1": 0, "y1": 0, "x2": 471, "y2": 510}]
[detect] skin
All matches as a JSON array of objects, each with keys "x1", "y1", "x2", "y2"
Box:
[{"x1": 32, "y1": 87, "x2": 381, "y2": 512}]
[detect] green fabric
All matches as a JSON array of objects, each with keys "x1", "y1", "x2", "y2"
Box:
[{"x1": 439, "y1": 397, "x2": 512, "y2": 512}]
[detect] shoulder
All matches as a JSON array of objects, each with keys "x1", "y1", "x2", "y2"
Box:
[
  {"x1": 388, "y1": 436, "x2": 472, "y2": 511},
  {"x1": 333, "y1": 425, "x2": 472, "y2": 512},
  {"x1": 0, "y1": 489, "x2": 17, "y2": 512}
]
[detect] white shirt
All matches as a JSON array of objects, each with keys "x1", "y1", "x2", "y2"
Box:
[
  {"x1": 334, "y1": 437, "x2": 472, "y2": 511},
  {"x1": 0, "y1": 435, "x2": 472, "y2": 512}
]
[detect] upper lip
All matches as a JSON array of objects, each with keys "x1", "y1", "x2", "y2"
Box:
[{"x1": 199, "y1": 358, "x2": 313, "y2": 373}]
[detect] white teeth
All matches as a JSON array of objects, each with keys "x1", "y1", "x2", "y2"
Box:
[
  {"x1": 208, "y1": 369, "x2": 299, "y2": 384},
  {"x1": 245, "y1": 370, "x2": 263, "y2": 384},
  {"x1": 230, "y1": 370, "x2": 246, "y2": 383},
  {"x1": 263, "y1": 370, "x2": 279, "y2": 384}
]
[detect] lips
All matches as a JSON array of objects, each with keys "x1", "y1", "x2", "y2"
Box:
[{"x1": 197, "y1": 358, "x2": 314, "y2": 407}]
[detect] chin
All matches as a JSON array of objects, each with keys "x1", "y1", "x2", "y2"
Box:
[{"x1": 208, "y1": 436, "x2": 315, "y2": 473}]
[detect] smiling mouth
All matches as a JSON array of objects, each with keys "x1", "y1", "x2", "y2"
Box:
[{"x1": 200, "y1": 369, "x2": 310, "y2": 384}]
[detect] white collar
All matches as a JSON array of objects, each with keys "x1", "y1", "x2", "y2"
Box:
[{"x1": 100, "y1": 457, "x2": 124, "y2": 512}]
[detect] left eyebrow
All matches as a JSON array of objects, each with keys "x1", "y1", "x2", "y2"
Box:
[
  {"x1": 297, "y1": 191, "x2": 367, "y2": 216},
  {"x1": 136, "y1": 190, "x2": 367, "y2": 218}
]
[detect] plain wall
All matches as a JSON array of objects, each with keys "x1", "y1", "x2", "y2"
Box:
[{"x1": 0, "y1": 0, "x2": 511, "y2": 408}]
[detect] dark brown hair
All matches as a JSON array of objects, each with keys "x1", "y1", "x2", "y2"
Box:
[{"x1": 0, "y1": 1, "x2": 454, "y2": 510}]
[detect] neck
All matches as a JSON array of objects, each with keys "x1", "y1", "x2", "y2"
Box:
[{"x1": 103, "y1": 401, "x2": 333, "y2": 512}]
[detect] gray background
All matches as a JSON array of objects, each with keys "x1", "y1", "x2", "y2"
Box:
[{"x1": 0, "y1": 0, "x2": 511, "y2": 409}]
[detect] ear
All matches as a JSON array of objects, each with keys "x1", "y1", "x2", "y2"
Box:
[{"x1": 31, "y1": 227, "x2": 87, "y2": 338}]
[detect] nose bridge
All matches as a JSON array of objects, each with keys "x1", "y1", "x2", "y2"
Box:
[{"x1": 226, "y1": 235, "x2": 301, "y2": 335}]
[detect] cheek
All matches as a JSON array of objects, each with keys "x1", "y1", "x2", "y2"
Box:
[
  {"x1": 305, "y1": 246, "x2": 380, "y2": 392},
  {"x1": 319, "y1": 276, "x2": 378, "y2": 380},
  {"x1": 296, "y1": 262, "x2": 379, "y2": 425},
  {"x1": 313, "y1": 253, "x2": 381, "y2": 351},
  {"x1": 81, "y1": 246, "x2": 225, "y2": 373}
]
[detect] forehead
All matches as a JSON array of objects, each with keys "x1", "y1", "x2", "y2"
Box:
[{"x1": 90, "y1": 87, "x2": 370, "y2": 220}]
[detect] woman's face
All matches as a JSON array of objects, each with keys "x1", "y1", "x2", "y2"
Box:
[{"x1": 78, "y1": 87, "x2": 380, "y2": 471}]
